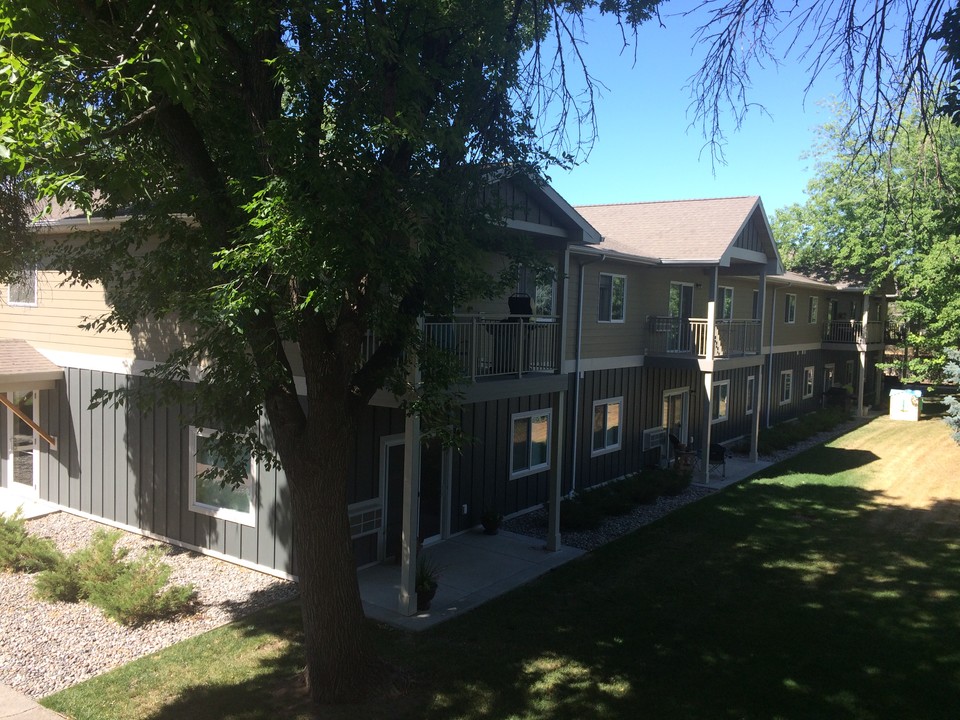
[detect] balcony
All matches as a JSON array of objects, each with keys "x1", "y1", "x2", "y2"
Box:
[
  {"x1": 645, "y1": 317, "x2": 762, "y2": 359},
  {"x1": 423, "y1": 315, "x2": 560, "y2": 381},
  {"x1": 823, "y1": 320, "x2": 885, "y2": 346}
]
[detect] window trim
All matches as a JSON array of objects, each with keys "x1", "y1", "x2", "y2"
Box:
[
  {"x1": 591, "y1": 397, "x2": 623, "y2": 457},
  {"x1": 808, "y1": 296, "x2": 819, "y2": 324},
  {"x1": 718, "y1": 286, "x2": 734, "y2": 320},
  {"x1": 803, "y1": 366, "x2": 815, "y2": 399},
  {"x1": 7, "y1": 266, "x2": 38, "y2": 307},
  {"x1": 598, "y1": 273, "x2": 626, "y2": 323},
  {"x1": 784, "y1": 293, "x2": 797, "y2": 324},
  {"x1": 188, "y1": 428, "x2": 257, "y2": 527},
  {"x1": 823, "y1": 363, "x2": 836, "y2": 393},
  {"x1": 711, "y1": 380, "x2": 730, "y2": 424},
  {"x1": 517, "y1": 265, "x2": 556, "y2": 317},
  {"x1": 510, "y1": 409, "x2": 552, "y2": 479},
  {"x1": 779, "y1": 370, "x2": 794, "y2": 405},
  {"x1": 746, "y1": 375, "x2": 755, "y2": 415}
]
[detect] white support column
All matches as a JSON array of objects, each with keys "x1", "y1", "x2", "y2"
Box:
[
  {"x1": 546, "y1": 390, "x2": 565, "y2": 552},
  {"x1": 398, "y1": 412, "x2": 422, "y2": 616},
  {"x1": 858, "y1": 295, "x2": 870, "y2": 416},
  {"x1": 700, "y1": 268, "x2": 718, "y2": 483},
  {"x1": 750, "y1": 364, "x2": 763, "y2": 463}
]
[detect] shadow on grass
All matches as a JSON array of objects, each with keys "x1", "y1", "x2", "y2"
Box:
[
  {"x1": 409, "y1": 482, "x2": 960, "y2": 720},
  {"x1": 761, "y1": 446, "x2": 880, "y2": 477}
]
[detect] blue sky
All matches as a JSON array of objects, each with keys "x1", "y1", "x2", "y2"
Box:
[{"x1": 545, "y1": 8, "x2": 842, "y2": 215}]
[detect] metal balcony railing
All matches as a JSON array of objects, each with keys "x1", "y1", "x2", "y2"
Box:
[
  {"x1": 823, "y1": 320, "x2": 884, "y2": 345},
  {"x1": 646, "y1": 316, "x2": 761, "y2": 359},
  {"x1": 423, "y1": 315, "x2": 560, "y2": 380}
]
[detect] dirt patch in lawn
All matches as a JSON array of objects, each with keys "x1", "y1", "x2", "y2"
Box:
[{"x1": 832, "y1": 415, "x2": 960, "y2": 529}]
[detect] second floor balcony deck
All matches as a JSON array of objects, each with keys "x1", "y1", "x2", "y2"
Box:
[
  {"x1": 423, "y1": 315, "x2": 560, "y2": 381},
  {"x1": 823, "y1": 320, "x2": 885, "y2": 346},
  {"x1": 645, "y1": 316, "x2": 762, "y2": 359}
]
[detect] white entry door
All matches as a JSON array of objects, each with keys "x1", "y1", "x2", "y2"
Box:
[{"x1": 7, "y1": 390, "x2": 39, "y2": 498}]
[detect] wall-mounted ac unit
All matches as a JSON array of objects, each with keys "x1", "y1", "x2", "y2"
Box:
[{"x1": 642, "y1": 426, "x2": 668, "y2": 453}]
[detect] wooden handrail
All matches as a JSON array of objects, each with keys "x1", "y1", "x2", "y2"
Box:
[{"x1": 0, "y1": 393, "x2": 57, "y2": 450}]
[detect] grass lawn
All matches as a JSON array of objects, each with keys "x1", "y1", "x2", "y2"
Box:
[{"x1": 43, "y1": 416, "x2": 960, "y2": 719}]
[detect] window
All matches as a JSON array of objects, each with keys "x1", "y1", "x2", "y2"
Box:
[
  {"x1": 803, "y1": 366, "x2": 815, "y2": 398},
  {"x1": 712, "y1": 381, "x2": 730, "y2": 423},
  {"x1": 746, "y1": 375, "x2": 755, "y2": 414},
  {"x1": 189, "y1": 429, "x2": 256, "y2": 526},
  {"x1": 511, "y1": 410, "x2": 551, "y2": 477},
  {"x1": 751, "y1": 289, "x2": 761, "y2": 320},
  {"x1": 719, "y1": 287, "x2": 734, "y2": 319},
  {"x1": 591, "y1": 398, "x2": 622, "y2": 456},
  {"x1": 845, "y1": 360, "x2": 856, "y2": 385},
  {"x1": 598, "y1": 273, "x2": 626, "y2": 322},
  {"x1": 784, "y1": 294, "x2": 797, "y2": 324},
  {"x1": 517, "y1": 265, "x2": 555, "y2": 317},
  {"x1": 808, "y1": 297, "x2": 819, "y2": 324},
  {"x1": 8, "y1": 266, "x2": 37, "y2": 306},
  {"x1": 779, "y1": 370, "x2": 793, "y2": 405}
]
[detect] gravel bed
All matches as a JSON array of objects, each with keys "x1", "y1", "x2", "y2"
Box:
[{"x1": 0, "y1": 513, "x2": 298, "y2": 699}]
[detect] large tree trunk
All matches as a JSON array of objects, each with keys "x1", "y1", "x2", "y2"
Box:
[{"x1": 274, "y1": 388, "x2": 375, "y2": 703}]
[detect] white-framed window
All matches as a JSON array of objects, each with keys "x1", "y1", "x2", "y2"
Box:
[
  {"x1": 598, "y1": 273, "x2": 626, "y2": 322},
  {"x1": 511, "y1": 409, "x2": 551, "y2": 478},
  {"x1": 751, "y1": 289, "x2": 761, "y2": 320},
  {"x1": 779, "y1": 370, "x2": 793, "y2": 405},
  {"x1": 712, "y1": 380, "x2": 730, "y2": 423},
  {"x1": 746, "y1": 375, "x2": 755, "y2": 415},
  {"x1": 8, "y1": 266, "x2": 37, "y2": 307},
  {"x1": 719, "y1": 286, "x2": 734, "y2": 319},
  {"x1": 784, "y1": 294, "x2": 797, "y2": 324},
  {"x1": 808, "y1": 297, "x2": 819, "y2": 324},
  {"x1": 517, "y1": 265, "x2": 555, "y2": 317},
  {"x1": 591, "y1": 397, "x2": 623, "y2": 456},
  {"x1": 189, "y1": 428, "x2": 257, "y2": 526},
  {"x1": 803, "y1": 366, "x2": 815, "y2": 398}
]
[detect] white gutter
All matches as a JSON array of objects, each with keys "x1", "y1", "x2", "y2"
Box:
[{"x1": 569, "y1": 253, "x2": 605, "y2": 495}]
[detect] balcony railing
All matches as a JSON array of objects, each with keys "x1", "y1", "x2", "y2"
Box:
[
  {"x1": 823, "y1": 320, "x2": 884, "y2": 345},
  {"x1": 646, "y1": 316, "x2": 761, "y2": 359},
  {"x1": 423, "y1": 315, "x2": 560, "y2": 380}
]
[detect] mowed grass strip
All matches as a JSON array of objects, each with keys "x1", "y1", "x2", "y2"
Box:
[{"x1": 44, "y1": 416, "x2": 960, "y2": 720}]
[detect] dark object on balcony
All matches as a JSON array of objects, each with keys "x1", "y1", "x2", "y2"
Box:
[
  {"x1": 708, "y1": 444, "x2": 728, "y2": 477},
  {"x1": 508, "y1": 293, "x2": 533, "y2": 316}
]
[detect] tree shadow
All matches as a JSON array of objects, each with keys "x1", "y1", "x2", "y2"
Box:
[{"x1": 409, "y1": 483, "x2": 960, "y2": 719}]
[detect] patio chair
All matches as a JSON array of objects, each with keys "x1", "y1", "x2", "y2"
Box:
[{"x1": 708, "y1": 443, "x2": 729, "y2": 477}]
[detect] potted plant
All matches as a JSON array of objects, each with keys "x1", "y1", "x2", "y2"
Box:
[
  {"x1": 416, "y1": 556, "x2": 440, "y2": 612},
  {"x1": 480, "y1": 509, "x2": 503, "y2": 535}
]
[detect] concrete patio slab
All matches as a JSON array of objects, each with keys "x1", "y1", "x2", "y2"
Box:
[
  {"x1": 0, "y1": 685, "x2": 66, "y2": 719},
  {"x1": 359, "y1": 530, "x2": 584, "y2": 631},
  {"x1": 0, "y1": 488, "x2": 58, "y2": 520}
]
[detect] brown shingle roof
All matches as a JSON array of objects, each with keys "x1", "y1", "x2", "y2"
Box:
[
  {"x1": 575, "y1": 196, "x2": 763, "y2": 263},
  {"x1": 0, "y1": 339, "x2": 62, "y2": 392}
]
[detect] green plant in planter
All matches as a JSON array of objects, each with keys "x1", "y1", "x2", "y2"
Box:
[
  {"x1": 480, "y1": 509, "x2": 503, "y2": 535},
  {"x1": 416, "y1": 555, "x2": 440, "y2": 612}
]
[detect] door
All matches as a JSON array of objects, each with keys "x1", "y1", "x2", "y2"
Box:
[
  {"x1": 7, "y1": 390, "x2": 39, "y2": 498},
  {"x1": 381, "y1": 434, "x2": 449, "y2": 561},
  {"x1": 662, "y1": 388, "x2": 690, "y2": 446},
  {"x1": 669, "y1": 283, "x2": 694, "y2": 352}
]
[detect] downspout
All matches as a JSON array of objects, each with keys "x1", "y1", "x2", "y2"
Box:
[
  {"x1": 570, "y1": 252, "x2": 605, "y2": 496},
  {"x1": 766, "y1": 282, "x2": 791, "y2": 429}
]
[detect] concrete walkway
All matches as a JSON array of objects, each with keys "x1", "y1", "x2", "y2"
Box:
[
  {"x1": 0, "y1": 685, "x2": 66, "y2": 719},
  {"x1": 0, "y1": 489, "x2": 58, "y2": 520}
]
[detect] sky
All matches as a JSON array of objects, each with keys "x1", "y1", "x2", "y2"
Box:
[{"x1": 545, "y1": 7, "x2": 844, "y2": 216}]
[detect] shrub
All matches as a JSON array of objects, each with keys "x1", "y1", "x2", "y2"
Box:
[
  {"x1": 87, "y1": 548, "x2": 196, "y2": 626},
  {"x1": 657, "y1": 467, "x2": 692, "y2": 497},
  {"x1": 0, "y1": 510, "x2": 63, "y2": 573},
  {"x1": 35, "y1": 530, "x2": 195, "y2": 625},
  {"x1": 622, "y1": 473, "x2": 662, "y2": 505},
  {"x1": 559, "y1": 497, "x2": 603, "y2": 531},
  {"x1": 35, "y1": 530, "x2": 125, "y2": 603}
]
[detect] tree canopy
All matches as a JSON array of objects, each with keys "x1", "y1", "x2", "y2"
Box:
[
  {"x1": 0, "y1": 0, "x2": 661, "y2": 703},
  {"x1": 772, "y1": 111, "x2": 960, "y2": 381}
]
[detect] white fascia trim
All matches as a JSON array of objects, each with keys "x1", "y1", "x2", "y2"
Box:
[
  {"x1": 765, "y1": 342, "x2": 822, "y2": 354},
  {"x1": 562, "y1": 355, "x2": 645, "y2": 374}
]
